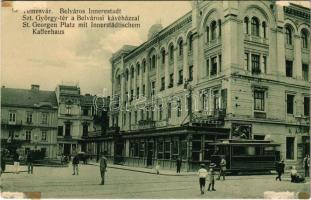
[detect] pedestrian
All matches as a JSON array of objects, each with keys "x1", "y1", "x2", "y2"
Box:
[
  {"x1": 72, "y1": 155, "x2": 79, "y2": 175},
  {"x1": 99, "y1": 152, "x2": 107, "y2": 185},
  {"x1": 176, "y1": 157, "x2": 182, "y2": 173},
  {"x1": 26, "y1": 151, "x2": 34, "y2": 174},
  {"x1": 1, "y1": 151, "x2": 6, "y2": 175},
  {"x1": 13, "y1": 151, "x2": 20, "y2": 174},
  {"x1": 290, "y1": 166, "x2": 305, "y2": 183},
  {"x1": 275, "y1": 159, "x2": 285, "y2": 181},
  {"x1": 155, "y1": 161, "x2": 160, "y2": 175},
  {"x1": 208, "y1": 163, "x2": 216, "y2": 191},
  {"x1": 303, "y1": 155, "x2": 310, "y2": 177},
  {"x1": 217, "y1": 156, "x2": 226, "y2": 180},
  {"x1": 197, "y1": 163, "x2": 208, "y2": 194}
]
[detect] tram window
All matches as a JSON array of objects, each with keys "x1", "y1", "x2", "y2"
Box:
[
  {"x1": 264, "y1": 146, "x2": 275, "y2": 156},
  {"x1": 246, "y1": 146, "x2": 256, "y2": 155},
  {"x1": 233, "y1": 146, "x2": 246, "y2": 155},
  {"x1": 255, "y1": 146, "x2": 261, "y2": 155}
]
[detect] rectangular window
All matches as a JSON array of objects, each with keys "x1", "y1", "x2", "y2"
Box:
[
  {"x1": 134, "y1": 111, "x2": 137, "y2": 123},
  {"x1": 218, "y1": 55, "x2": 222, "y2": 72},
  {"x1": 136, "y1": 87, "x2": 139, "y2": 98},
  {"x1": 26, "y1": 130, "x2": 31, "y2": 141},
  {"x1": 65, "y1": 123, "x2": 71, "y2": 137},
  {"x1": 286, "y1": 60, "x2": 293, "y2": 77},
  {"x1": 287, "y1": 94, "x2": 294, "y2": 114},
  {"x1": 245, "y1": 53, "x2": 249, "y2": 70},
  {"x1": 169, "y1": 73, "x2": 174, "y2": 88},
  {"x1": 151, "y1": 81, "x2": 155, "y2": 96},
  {"x1": 302, "y1": 64, "x2": 309, "y2": 81},
  {"x1": 142, "y1": 85, "x2": 145, "y2": 96},
  {"x1": 254, "y1": 90, "x2": 265, "y2": 111},
  {"x1": 161, "y1": 77, "x2": 165, "y2": 91},
  {"x1": 206, "y1": 59, "x2": 210, "y2": 76},
  {"x1": 177, "y1": 100, "x2": 181, "y2": 117},
  {"x1": 9, "y1": 112, "x2": 16, "y2": 122},
  {"x1": 304, "y1": 97, "x2": 310, "y2": 116},
  {"x1": 41, "y1": 113, "x2": 48, "y2": 124},
  {"x1": 213, "y1": 90, "x2": 220, "y2": 111},
  {"x1": 251, "y1": 54, "x2": 260, "y2": 74},
  {"x1": 286, "y1": 137, "x2": 295, "y2": 160},
  {"x1": 189, "y1": 65, "x2": 193, "y2": 81},
  {"x1": 159, "y1": 104, "x2": 163, "y2": 120},
  {"x1": 210, "y1": 57, "x2": 217, "y2": 76},
  {"x1": 202, "y1": 92, "x2": 209, "y2": 111},
  {"x1": 58, "y1": 126, "x2": 63, "y2": 136},
  {"x1": 41, "y1": 131, "x2": 47, "y2": 141},
  {"x1": 26, "y1": 112, "x2": 32, "y2": 123},
  {"x1": 178, "y1": 70, "x2": 183, "y2": 85},
  {"x1": 263, "y1": 56, "x2": 267, "y2": 74},
  {"x1": 168, "y1": 102, "x2": 171, "y2": 119}
]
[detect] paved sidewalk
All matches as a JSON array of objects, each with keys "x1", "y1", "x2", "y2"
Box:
[{"x1": 88, "y1": 162, "x2": 197, "y2": 176}]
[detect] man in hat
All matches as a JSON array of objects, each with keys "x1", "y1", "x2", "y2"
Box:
[
  {"x1": 197, "y1": 163, "x2": 208, "y2": 194},
  {"x1": 208, "y1": 163, "x2": 216, "y2": 191},
  {"x1": 100, "y1": 151, "x2": 108, "y2": 185},
  {"x1": 275, "y1": 159, "x2": 285, "y2": 181}
]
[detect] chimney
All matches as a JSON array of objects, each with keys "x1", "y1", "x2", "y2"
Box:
[{"x1": 31, "y1": 84, "x2": 40, "y2": 91}]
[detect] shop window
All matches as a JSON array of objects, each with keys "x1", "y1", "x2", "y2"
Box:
[
  {"x1": 139, "y1": 142, "x2": 145, "y2": 158},
  {"x1": 181, "y1": 140, "x2": 187, "y2": 160},
  {"x1": 172, "y1": 140, "x2": 179, "y2": 160},
  {"x1": 286, "y1": 137, "x2": 295, "y2": 160},
  {"x1": 157, "y1": 140, "x2": 164, "y2": 159},
  {"x1": 164, "y1": 141, "x2": 171, "y2": 159}
]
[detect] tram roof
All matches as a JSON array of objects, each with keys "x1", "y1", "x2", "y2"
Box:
[{"x1": 209, "y1": 139, "x2": 279, "y2": 146}]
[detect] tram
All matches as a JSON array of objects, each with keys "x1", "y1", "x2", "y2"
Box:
[{"x1": 209, "y1": 139, "x2": 280, "y2": 172}]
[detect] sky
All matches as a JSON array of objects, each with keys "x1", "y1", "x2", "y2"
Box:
[{"x1": 1, "y1": 1, "x2": 310, "y2": 96}]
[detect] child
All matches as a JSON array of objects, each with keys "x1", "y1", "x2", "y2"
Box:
[
  {"x1": 208, "y1": 163, "x2": 216, "y2": 191},
  {"x1": 198, "y1": 163, "x2": 208, "y2": 194}
]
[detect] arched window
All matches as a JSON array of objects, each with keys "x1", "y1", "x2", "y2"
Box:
[
  {"x1": 206, "y1": 26, "x2": 210, "y2": 42},
  {"x1": 285, "y1": 25, "x2": 293, "y2": 45},
  {"x1": 178, "y1": 40, "x2": 183, "y2": 56},
  {"x1": 142, "y1": 59, "x2": 146, "y2": 73},
  {"x1": 218, "y1": 20, "x2": 222, "y2": 36},
  {"x1": 301, "y1": 29, "x2": 309, "y2": 48},
  {"x1": 131, "y1": 67, "x2": 134, "y2": 78},
  {"x1": 136, "y1": 63, "x2": 140, "y2": 76},
  {"x1": 161, "y1": 49, "x2": 166, "y2": 64},
  {"x1": 151, "y1": 55, "x2": 156, "y2": 69},
  {"x1": 244, "y1": 17, "x2": 249, "y2": 34},
  {"x1": 188, "y1": 34, "x2": 193, "y2": 51},
  {"x1": 169, "y1": 44, "x2": 174, "y2": 60},
  {"x1": 125, "y1": 69, "x2": 129, "y2": 81},
  {"x1": 251, "y1": 17, "x2": 260, "y2": 36},
  {"x1": 262, "y1": 21, "x2": 267, "y2": 38},
  {"x1": 211, "y1": 21, "x2": 217, "y2": 40}
]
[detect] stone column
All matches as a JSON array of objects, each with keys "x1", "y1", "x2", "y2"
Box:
[{"x1": 294, "y1": 34, "x2": 302, "y2": 79}]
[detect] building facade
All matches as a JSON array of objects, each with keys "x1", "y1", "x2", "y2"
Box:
[
  {"x1": 1, "y1": 85, "x2": 58, "y2": 159},
  {"x1": 109, "y1": 1, "x2": 310, "y2": 170},
  {"x1": 55, "y1": 85, "x2": 107, "y2": 157}
]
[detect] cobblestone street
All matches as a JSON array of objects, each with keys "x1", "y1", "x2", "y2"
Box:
[{"x1": 1, "y1": 164, "x2": 309, "y2": 198}]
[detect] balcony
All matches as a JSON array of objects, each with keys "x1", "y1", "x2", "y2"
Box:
[{"x1": 1, "y1": 119, "x2": 23, "y2": 129}]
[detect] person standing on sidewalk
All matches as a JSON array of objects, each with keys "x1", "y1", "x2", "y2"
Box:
[
  {"x1": 72, "y1": 155, "x2": 79, "y2": 175},
  {"x1": 217, "y1": 156, "x2": 226, "y2": 180},
  {"x1": 99, "y1": 152, "x2": 107, "y2": 185},
  {"x1": 275, "y1": 159, "x2": 285, "y2": 181},
  {"x1": 208, "y1": 163, "x2": 216, "y2": 191},
  {"x1": 176, "y1": 157, "x2": 182, "y2": 173},
  {"x1": 26, "y1": 151, "x2": 34, "y2": 174},
  {"x1": 303, "y1": 155, "x2": 310, "y2": 177},
  {"x1": 197, "y1": 163, "x2": 208, "y2": 194},
  {"x1": 13, "y1": 151, "x2": 20, "y2": 174}
]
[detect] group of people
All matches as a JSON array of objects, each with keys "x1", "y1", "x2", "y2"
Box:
[
  {"x1": 197, "y1": 156, "x2": 227, "y2": 195},
  {"x1": 275, "y1": 155, "x2": 310, "y2": 183}
]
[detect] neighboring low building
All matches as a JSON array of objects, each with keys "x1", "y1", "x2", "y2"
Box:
[{"x1": 1, "y1": 85, "x2": 58, "y2": 159}]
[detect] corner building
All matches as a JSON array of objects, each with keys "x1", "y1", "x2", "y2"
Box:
[{"x1": 109, "y1": 1, "x2": 310, "y2": 171}]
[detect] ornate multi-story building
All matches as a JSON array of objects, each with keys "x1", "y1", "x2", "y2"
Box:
[
  {"x1": 1, "y1": 85, "x2": 58, "y2": 159},
  {"x1": 109, "y1": 1, "x2": 310, "y2": 171},
  {"x1": 55, "y1": 84, "x2": 109, "y2": 157}
]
